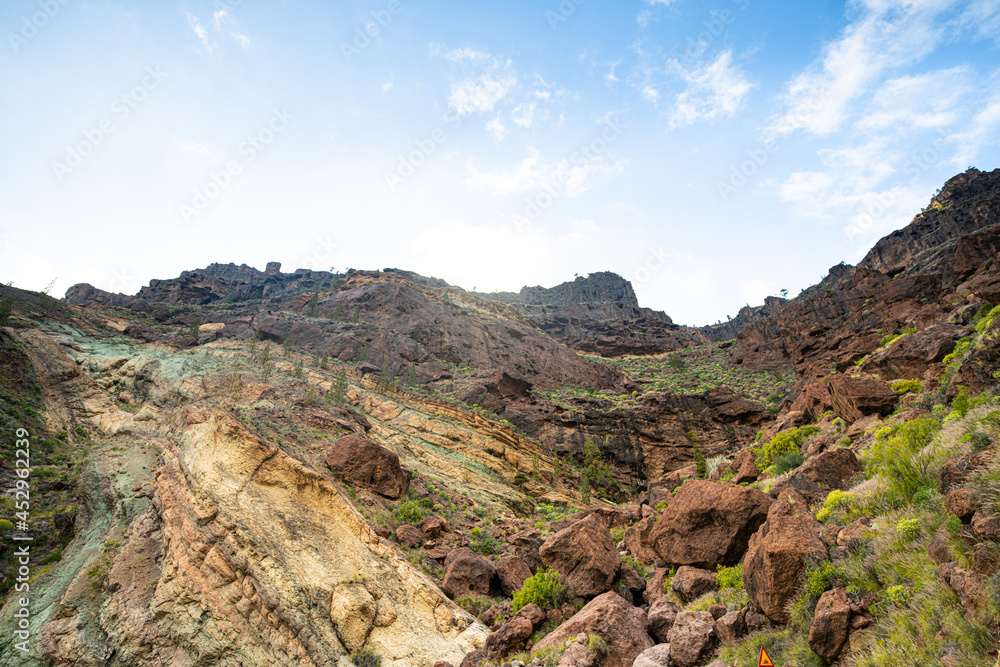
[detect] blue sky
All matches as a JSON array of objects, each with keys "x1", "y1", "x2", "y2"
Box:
[{"x1": 1, "y1": 0, "x2": 999, "y2": 325}]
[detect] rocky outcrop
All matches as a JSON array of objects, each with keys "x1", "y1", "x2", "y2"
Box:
[
  {"x1": 860, "y1": 168, "x2": 1000, "y2": 277},
  {"x1": 827, "y1": 375, "x2": 899, "y2": 424},
  {"x1": 325, "y1": 434, "x2": 411, "y2": 499},
  {"x1": 539, "y1": 514, "x2": 621, "y2": 597},
  {"x1": 495, "y1": 555, "x2": 532, "y2": 596},
  {"x1": 442, "y1": 548, "x2": 496, "y2": 600},
  {"x1": 649, "y1": 480, "x2": 774, "y2": 569},
  {"x1": 531, "y1": 592, "x2": 654, "y2": 667},
  {"x1": 744, "y1": 491, "x2": 829, "y2": 623}
]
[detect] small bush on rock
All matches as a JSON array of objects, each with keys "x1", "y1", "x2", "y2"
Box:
[{"x1": 512, "y1": 568, "x2": 563, "y2": 612}]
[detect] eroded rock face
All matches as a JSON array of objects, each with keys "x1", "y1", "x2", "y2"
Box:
[
  {"x1": 650, "y1": 480, "x2": 774, "y2": 570},
  {"x1": 808, "y1": 587, "x2": 851, "y2": 661},
  {"x1": 325, "y1": 434, "x2": 411, "y2": 499},
  {"x1": 744, "y1": 491, "x2": 829, "y2": 623},
  {"x1": 531, "y1": 592, "x2": 654, "y2": 667},
  {"x1": 539, "y1": 514, "x2": 621, "y2": 597},
  {"x1": 496, "y1": 555, "x2": 533, "y2": 596},
  {"x1": 827, "y1": 375, "x2": 899, "y2": 424}
]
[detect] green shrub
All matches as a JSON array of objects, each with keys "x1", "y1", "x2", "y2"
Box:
[
  {"x1": 470, "y1": 527, "x2": 501, "y2": 555},
  {"x1": 0, "y1": 519, "x2": 13, "y2": 531},
  {"x1": 871, "y1": 584, "x2": 913, "y2": 615},
  {"x1": 911, "y1": 486, "x2": 935, "y2": 509},
  {"x1": 976, "y1": 305, "x2": 1000, "y2": 334},
  {"x1": 891, "y1": 379, "x2": 922, "y2": 395},
  {"x1": 693, "y1": 443, "x2": 706, "y2": 479},
  {"x1": 804, "y1": 561, "x2": 842, "y2": 599},
  {"x1": 771, "y1": 452, "x2": 805, "y2": 476},
  {"x1": 654, "y1": 500, "x2": 668, "y2": 511},
  {"x1": 896, "y1": 518, "x2": 920, "y2": 541},
  {"x1": 755, "y1": 426, "x2": 820, "y2": 471},
  {"x1": 513, "y1": 569, "x2": 563, "y2": 612},
  {"x1": 0, "y1": 296, "x2": 12, "y2": 326},
  {"x1": 716, "y1": 564, "x2": 743, "y2": 590},
  {"x1": 952, "y1": 386, "x2": 971, "y2": 419},
  {"x1": 455, "y1": 595, "x2": 500, "y2": 619},
  {"x1": 586, "y1": 634, "x2": 608, "y2": 659},
  {"x1": 351, "y1": 648, "x2": 381, "y2": 667},
  {"x1": 866, "y1": 417, "x2": 940, "y2": 507},
  {"x1": 394, "y1": 500, "x2": 427, "y2": 525}
]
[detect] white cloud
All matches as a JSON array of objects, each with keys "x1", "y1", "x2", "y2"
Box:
[
  {"x1": 449, "y1": 72, "x2": 517, "y2": 116},
  {"x1": 230, "y1": 32, "x2": 252, "y2": 50},
  {"x1": 605, "y1": 60, "x2": 621, "y2": 85},
  {"x1": 641, "y1": 85, "x2": 661, "y2": 107},
  {"x1": 213, "y1": 9, "x2": 232, "y2": 29},
  {"x1": 175, "y1": 139, "x2": 212, "y2": 157},
  {"x1": 855, "y1": 67, "x2": 970, "y2": 132},
  {"x1": 961, "y1": 0, "x2": 1000, "y2": 43},
  {"x1": 947, "y1": 93, "x2": 1000, "y2": 167},
  {"x1": 765, "y1": 0, "x2": 961, "y2": 138},
  {"x1": 382, "y1": 73, "x2": 395, "y2": 94},
  {"x1": 667, "y1": 50, "x2": 755, "y2": 128},
  {"x1": 511, "y1": 103, "x2": 537, "y2": 128},
  {"x1": 464, "y1": 147, "x2": 625, "y2": 197},
  {"x1": 187, "y1": 13, "x2": 213, "y2": 54},
  {"x1": 485, "y1": 116, "x2": 508, "y2": 142}
]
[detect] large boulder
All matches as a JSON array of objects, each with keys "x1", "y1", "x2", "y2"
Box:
[
  {"x1": 808, "y1": 587, "x2": 851, "y2": 661},
  {"x1": 483, "y1": 617, "x2": 533, "y2": 662},
  {"x1": 624, "y1": 515, "x2": 659, "y2": 564},
  {"x1": 441, "y1": 547, "x2": 496, "y2": 599},
  {"x1": 715, "y1": 607, "x2": 747, "y2": 644},
  {"x1": 632, "y1": 644, "x2": 672, "y2": 667},
  {"x1": 770, "y1": 448, "x2": 861, "y2": 505},
  {"x1": 532, "y1": 591, "x2": 654, "y2": 667},
  {"x1": 324, "y1": 434, "x2": 410, "y2": 499},
  {"x1": 827, "y1": 375, "x2": 898, "y2": 424},
  {"x1": 670, "y1": 566, "x2": 718, "y2": 604},
  {"x1": 667, "y1": 611, "x2": 717, "y2": 667},
  {"x1": 744, "y1": 491, "x2": 829, "y2": 623},
  {"x1": 649, "y1": 480, "x2": 773, "y2": 569},
  {"x1": 647, "y1": 599, "x2": 681, "y2": 643},
  {"x1": 496, "y1": 555, "x2": 533, "y2": 596},
  {"x1": 540, "y1": 513, "x2": 621, "y2": 597}
]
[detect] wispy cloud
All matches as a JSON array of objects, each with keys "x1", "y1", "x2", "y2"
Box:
[
  {"x1": 667, "y1": 50, "x2": 755, "y2": 128},
  {"x1": 187, "y1": 8, "x2": 252, "y2": 55},
  {"x1": 464, "y1": 147, "x2": 625, "y2": 197},
  {"x1": 187, "y1": 13, "x2": 213, "y2": 54}
]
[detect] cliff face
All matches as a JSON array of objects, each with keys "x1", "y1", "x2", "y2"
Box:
[
  {"x1": 858, "y1": 168, "x2": 1000, "y2": 277},
  {"x1": 477, "y1": 272, "x2": 709, "y2": 357}
]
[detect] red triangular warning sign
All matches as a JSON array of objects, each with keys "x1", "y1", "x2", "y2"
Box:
[{"x1": 759, "y1": 646, "x2": 776, "y2": 667}]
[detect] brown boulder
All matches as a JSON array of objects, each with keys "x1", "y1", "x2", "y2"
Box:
[
  {"x1": 512, "y1": 602, "x2": 546, "y2": 630},
  {"x1": 559, "y1": 641, "x2": 597, "y2": 666},
  {"x1": 496, "y1": 554, "x2": 533, "y2": 596},
  {"x1": 946, "y1": 488, "x2": 980, "y2": 523},
  {"x1": 483, "y1": 617, "x2": 533, "y2": 661},
  {"x1": 458, "y1": 650, "x2": 485, "y2": 667},
  {"x1": 623, "y1": 515, "x2": 659, "y2": 565},
  {"x1": 650, "y1": 480, "x2": 773, "y2": 570},
  {"x1": 744, "y1": 491, "x2": 828, "y2": 623},
  {"x1": 670, "y1": 566, "x2": 718, "y2": 603},
  {"x1": 510, "y1": 529, "x2": 545, "y2": 573},
  {"x1": 667, "y1": 610, "x2": 717, "y2": 667},
  {"x1": 972, "y1": 510, "x2": 1000, "y2": 541},
  {"x1": 619, "y1": 563, "x2": 647, "y2": 599},
  {"x1": 715, "y1": 608, "x2": 747, "y2": 644},
  {"x1": 441, "y1": 547, "x2": 496, "y2": 599},
  {"x1": 808, "y1": 587, "x2": 851, "y2": 661},
  {"x1": 707, "y1": 603, "x2": 728, "y2": 620},
  {"x1": 324, "y1": 434, "x2": 410, "y2": 499},
  {"x1": 539, "y1": 514, "x2": 621, "y2": 597},
  {"x1": 939, "y1": 451, "x2": 991, "y2": 494},
  {"x1": 396, "y1": 524, "x2": 422, "y2": 548},
  {"x1": 798, "y1": 448, "x2": 862, "y2": 492},
  {"x1": 531, "y1": 591, "x2": 654, "y2": 667},
  {"x1": 644, "y1": 568, "x2": 671, "y2": 606},
  {"x1": 632, "y1": 644, "x2": 672, "y2": 667},
  {"x1": 827, "y1": 375, "x2": 898, "y2": 424},
  {"x1": 481, "y1": 601, "x2": 511, "y2": 627},
  {"x1": 731, "y1": 449, "x2": 760, "y2": 484},
  {"x1": 647, "y1": 599, "x2": 681, "y2": 643},
  {"x1": 420, "y1": 515, "x2": 452, "y2": 540}
]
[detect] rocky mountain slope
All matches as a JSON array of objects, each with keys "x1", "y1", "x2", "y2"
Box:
[{"x1": 2, "y1": 167, "x2": 1000, "y2": 667}]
